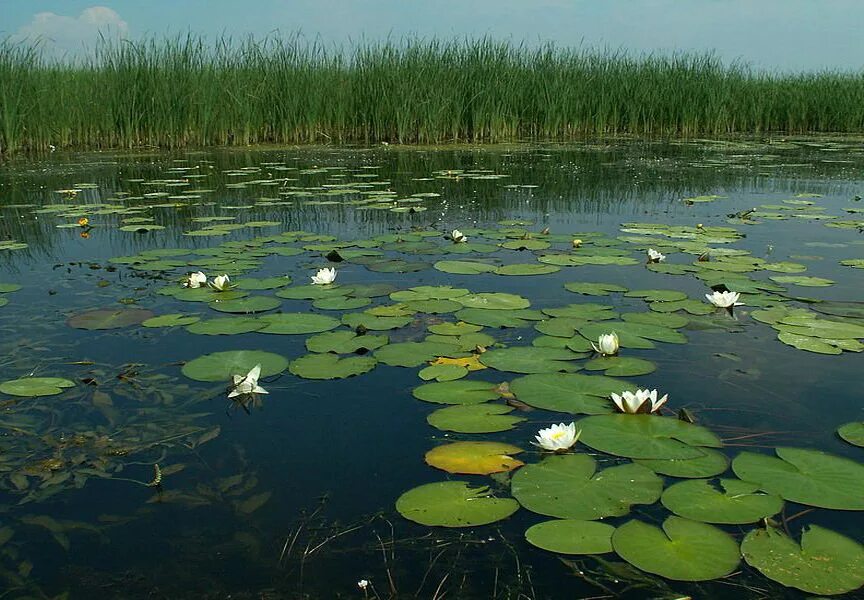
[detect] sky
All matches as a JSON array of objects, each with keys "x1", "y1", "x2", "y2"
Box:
[{"x1": 2, "y1": 0, "x2": 863, "y2": 72}]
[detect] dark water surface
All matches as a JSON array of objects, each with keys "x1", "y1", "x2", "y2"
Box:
[{"x1": 0, "y1": 140, "x2": 862, "y2": 599}]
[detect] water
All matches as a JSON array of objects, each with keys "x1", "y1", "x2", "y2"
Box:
[{"x1": 0, "y1": 140, "x2": 863, "y2": 599}]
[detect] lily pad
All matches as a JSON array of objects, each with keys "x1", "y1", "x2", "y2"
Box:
[
  {"x1": 509, "y1": 373, "x2": 625, "y2": 414},
  {"x1": 480, "y1": 347, "x2": 581, "y2": 374},
  {"x1": 209, "y1": 296, "x2": 281, "y2": 314},
  {"x1": 578, "y1": 414, "x2": 722, "y2": 459},
  {"x1": 838, "y1": 422, "x2": 864, "y2": 447},
  {"x1": 433, "y1": 260, "x2": 498, "y2": 275},
  {"x1": 425, "y1": 441, "x2": 524, "y2": 475},
  {"x1": 455, "y1": 308, "x2": 544, "y2": 328},
  {"x1": 276, "y1": 285, "x2": 354, "y2": 300},
  {"x1": 0, "y1": 377, "x2": 75, "y2": 397},
  {"x1": 182, "y1": 350, "x2": 289, "y2": 382},
  {"x1": 583, "y1": 356, "x2": 656, "y2": 377},
  {"x1": 741, "y1": 525, "x2": 864, "y2": 595},
  {"x1": 495, "y1": 263, "x2": 560, "y2": 276},
  {"x1": 732, "y1": 447, "x2": 864, "y2": 510},
  {"x1": 412, "y1": 380, "x2": 500, "y2": 405},
  {"x1": 289, "y1": 353, "x2": 377, "y2": 379},
  {"x1": 257, "y1": 313, "x2": 341, "y2": 334},
  {"x1": 612, "y1": 517, "x2": 740, "y2": 581},
  {"x1": 564, "y1": 282, "x2": 628, "y2": 296},
  {"x1": 185, "y1": 317, "x2": 266, "y2": 335},
  {"x1": 418, "y1": 364, "x2": 469, "y2": 381},
  {"x1": 661, "y1": 478, "x2": 783, "y2": 524},
  {"x1": 0, "y1": 283, "x2": 22, "y2": 293},
  {"x1": 390, "y1": 286, "x2": 470, "y2": 301},
  {"x1": 142, "y1": 314, "x2": 200, "y2": 328},
  {"x1": 426, "y1": 404, "x2": 525, "y2": 433},
  {"x1": 305, "y1": 330, "x2": 388, "y2": 353},
  {"x1": 511, "y1": 454, "x2": 663, "y2": 520},
  {"x1": 636, "y1": 449, "x2": 729, "y2": 478},
  {"x1": 525, "y1": 520, "x2": 615, "y2": 555},
  {"x1": 234, "y1": 277, "x2": 291, "y2": 290},
  {"x1": 456, "y1": 293, "x2": 531, "y2": 310},
  {"x1": 769, "y1": 275, "x2": 834, "y2": 287},
  {"x1": 428, "y1": 321, "x2": 483, "y2": 336},
  {"x1": 374, "y1": 341, "x2": 456, "y2": 367},
  {"x1": 396, "y1": 481, "x2": 519, "y2": 527},
  {"x1": 342, "y1": 313, "x2": 412, "y2": 331},
  {"x1": 312, "y1": 296, "x2": 372, "y2": 310},
  {"x1": 68, "y1": 308, "x2": 155, "y2": 330}
]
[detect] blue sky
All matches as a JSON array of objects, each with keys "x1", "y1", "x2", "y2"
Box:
[{"x1": 3, "y1": 1, "x2": 863, "y2": 71}]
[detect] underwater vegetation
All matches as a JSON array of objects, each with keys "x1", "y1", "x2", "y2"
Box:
[{"x1": 2, "y1": 34, "x2": 864, "y2": 154}]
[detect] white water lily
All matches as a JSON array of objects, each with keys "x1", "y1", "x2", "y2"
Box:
[
  {"x1": 533, "y1": 422, "x2": 580, "y2": 452},
  {"x1": 311, "y1": 267, "x2": 337, "y2": 285},
  {"x1": 228, "y1": 364, "x2": 268, "y2": 398},
  {"x1": 647, "y1": 248, "x2": 665, "y2": 263},
  {"x1": 209, "y1": 274, "x2": 232, "y2": 291},
  {"x1": 611, "y1": 389, "x2": 668, "y2": 414},
  {"x1": 183, "y1": 271, "x2": 207, "y2": 288},
  {"x1": 592, "y1": 332, "x2": 619, "y2": 356},
  {"x1": 706, "y1": 290, "x2": 742, "y2": 308},
  {"x1": 451, "y1": 229, "x2": 467, "y2": 243},
  {"x1": 357, "y1": 580, "x2": 369, "y2": 591}
]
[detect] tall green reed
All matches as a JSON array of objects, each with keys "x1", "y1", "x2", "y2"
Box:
[{"x1": 1, "y1": 34, "x2": 863, "y2": 154}]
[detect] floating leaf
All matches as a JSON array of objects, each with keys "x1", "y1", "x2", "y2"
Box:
[
  {"x1": 186, "y1": 317, "x2": 266, "y2": 335},
  {"x1": 182, "y1": 350, "x2": 289, "y2": 382},
  {"x1": 208, "y1": 296, "x2": 281, "y2": 314},
  {"x1": 142, "y1": 313, "x2": 200, "y2": 328},
  {"x1": 433, "y1": 260, "x2": 498, "y2": 275},
  {"x1": 583, "y1": 356, "x2": 656, "y2": 377},
  {"x1": 312, "y1": 296, "x2": 372, "y2": 310},
  {"x1": 769, "y1": 275, "x2": 834, "y2": 287},
  {"x1": 257, "y1": 313, "x2": 340, "y2": 334},
  {"x1": 455, "y1": 293, "x2": 531, "y2": 310},
  {"x1": 342, "y1": 312, "x2": 412, "y2": 331},
  {"x1": 741, "y1": 525, "x2": 864, "y2": 595},
  {"x1": 479, "y1": 347, "x2": 582, "y2": 374},
  {"x1": 578, "y1": 415, "x2": 722, "y2": 459},
  {"x1": 428, "y1": 321, "x2": 483, "y2": 336},
  {"x1": 396, "y1": 481, "x2": 519, "y2": 527},
  {"x1": 732, "y1": 447, "x2": 864, "y2": 510},
  {"x1": 455, "y1": 308, "x2": 544, "y2": 328},
  {"x1": 636, "y1": 449, "x2": 729, "y2": 478},
  {"x1": 509, "y1": 373, "x2": 624, "y2": 414},
  {"x1": 412, "y1": 380, "x2": 500, "y2": 405},
  {"x1": 525, "y1": 520, "x2": 615, "y2": 555},
  {"x1": 390, "y1": 286, "x2": 470, "y2": 301},
  {"x1": 426, "y1": 404, "x2": 525, "y2": 433},
  {"x1": 289, "y1": 353, "x2": 377, "y2": 379},
  {"x1": 612, "y1": 517, "x2": 740, "y2": 581},
  {"x1": 305, "y1": 330, "x2": 388, "y2": 353},
  {"x1": 564, "y1": 282, "x2": 628, "y2": 296},
  {"x1": 838, "y1": 422, "x2": 864, "y2": 447},
  {"x1": 425, "y1": 441, "x2": 524, "y2": 475},
  {"x1": 661, "y1": 478, "x2": 783, "y2": 524},
  {"x1": 0, "y1": 377, "x2": 75, "y2": 397},
  {"x1": 234, "y1": 277, "x2": 291, "y2": 290},
  {"x1": 374, "y1": 341, "x2": 456, "y2": 367},
  {"x1": 512, "y1": 454, "x2": 662, "y2": 520},
  {"x1": 495, "y1": 263, "x2": 560, "y2": 276},
  {"x1": 68, "y1": 308, "x2": 154, "y2": 330},
  {"x1": 418, "y1": 364, "x2": 468, "y2": 381}
]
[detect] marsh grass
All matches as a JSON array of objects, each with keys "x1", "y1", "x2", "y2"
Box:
[{"x1": 2, "y1": 34, "x2": 864, "y2": 153}]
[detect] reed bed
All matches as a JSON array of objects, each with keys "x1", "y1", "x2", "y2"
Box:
[{"x1": 2, "y1": 35, "x2": 863, "y2": 153}]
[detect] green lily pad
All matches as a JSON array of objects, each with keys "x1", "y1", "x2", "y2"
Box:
[
  {"x1": 732, "y1": 447, "x2": 864, "y2": 510},
  {"x1": 456, "y1": 308, "x2": 545, "y2": 328},
  {"x1": 418, "y1": 364, "x2": 468, "y2": 381},
  {"x1": 276, "y1": 285, "x2": 354, "y2": 300},
  {"x1": 455, "y1": 293, "x2": 531, "y2": 310},
  {"x1": 208, "y1": 296, "x2": 281, "y2": 314},
  {"x1": 257, "y1": 313, "x2": 341, "y2": 334},
  {"x1": 525, "y1": 520, "x2": 615, "y2": 555},
  {"x1": 636, "y1": 449, "x2": 729, "y2": 478},
  {"x1": 625, "y1": 289, "x2": 688, "y2": 302},
  {"x1": 172, "y1": 287, "x2": 249, "y2": 302},
  {"x1": 234, "y1": 277, "x2": 291, "y2": 290},
  {"x1": 661, "y1": 478, "x2": 783, "y2": 524},
  {"x1": 479, "y1": 347, "x2": 581, "y2": 374},
  {"x1": 612, "y1": 517, "x2": 740, "y2": 581},
  {"x1": 396, "y1": 481, "x2": 519, "y2": 527},
  {"x1": 374, "y1": 341, "x2": 457, "y2": 367},
  {"x1": 564, "y1": 282, "x2": 628, "y2": 296},
  {"x1": 426, "y1": 404, "x2": 525, "y2": 433},
  {"x1": 425, "y1": 441, "x2": 524, "y2": 475},
  {"x1": 342, "y1": 313, "x2": 412, "y2": 331},
  {"x1": 312, "y1": 296, "x2": 372, "y2": 310},
  {"x1": 428, "y1": 321, "x2": 484, "y2": 336},
  {"x1": 578, "y1": 414, "x2": 722, "y2": 459},
  {"x1": 289, "y1": 353, "x2": 377, "y2": 379},
  {"x1": 838, "y1": 422, "x2": 864, "y2": 447},
  {"x1": 182, "y1": 350, "x2": 289, "y2": 382},
  {"x1": 433, "y1": 260, "x2": 499, "y2": 275},
  {"x1": 0, "y1": 298, "x2": 7, "y2": 308},
  {"x1": 412, "y1": 380, "x2": 500, "y2": 405},
  {"x1": 509, "y1": 373, "x2": 625, "y2": 414},
  {"x1": 495, "y1": 263, "x2": 560, "y2": 276},
  {"x1": 390, "y1": 286, "x2": 470, "y2": 302},
  {"x1": 511, "y1": 454, "x2": 663, "y2": 520},
  {"x1": 0, "y1": 377, "x2": 75, "y2": 397},
  {"x1": 769, "y1": 275, "x2": 834, "y2": 287},
  {"x1": 305, "y1": 330, "x2": 388, "y2": 353},
  {"x1": 0, "y1": 283, "x2": 22, "y2": 293},
  {"x1": 649, "y1": 299, "x2": 715, "y2": 315},
  {"x1": 741, "y1": 525, "x2": 864, "y2": 595},
  {"x1": 185, "y1": 317, "x2": 266, "y2": 335},
  {"x1": 500, "y1": 239, "x2": 550, "y2": 251},
  {"x1": 142, "y1": 313, "x2": 201, "y2": 328},
  {"x1": 68, "y1": 308, "x2": 155, "y2": 330},
  {"x1": 403, "y1": 299, "x2": 463, "y2": 314},
  {"x1": 583, "y1": 356, "x2": 656, "y2": 377},
  {"x1": 776, "y1": 332, "x2": 843, "y2": 354}
]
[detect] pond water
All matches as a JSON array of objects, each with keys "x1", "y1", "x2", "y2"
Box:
[{"x1": 0, "y1": 140, "x2": 863, "y2": 599}]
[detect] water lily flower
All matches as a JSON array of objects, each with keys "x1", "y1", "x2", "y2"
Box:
[
  {"x1": 77, "y1": 217, "x2": 89, "y2": 227},
  {"x1": 357, "y1": 580, "x2": 369, "y2": 591},
  {"x1": 533, "y1": 422, "x2": 580, "y2": 452},
  {"x1": 592, "y1": 332, "x2": 620, "y2": 356},
  {"x1": 611, "y1": 389, "x2": 668, "y2": 414},
  {"x1": 451, "y1": 229, "x2": 467, "y2": 243},
  {"x1": 183, "y1": 271, "x2": 207, "y2": 288},
  {"x1": 647, "y1": 248, "x2": 665, "y2": 263},
  {"x1": 572, "y1": 239, "x2": 583, "y2": 248},
  {"x1": 228, "y1": 364, "x2": 268, "y2": 398},
  {"x1": 311, "y1": 267, "x2": 337, "y2": 285},
  {"x1": 209, "y1": 274, "x2": 233, "y2": 291},
  {"x1": 706, "y1": 290, "x2": 742, "y2": 308}
]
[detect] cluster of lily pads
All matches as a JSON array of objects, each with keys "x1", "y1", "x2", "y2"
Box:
[{"x1": 1, "y1": 160, "x2": 863, "y2": 597}]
